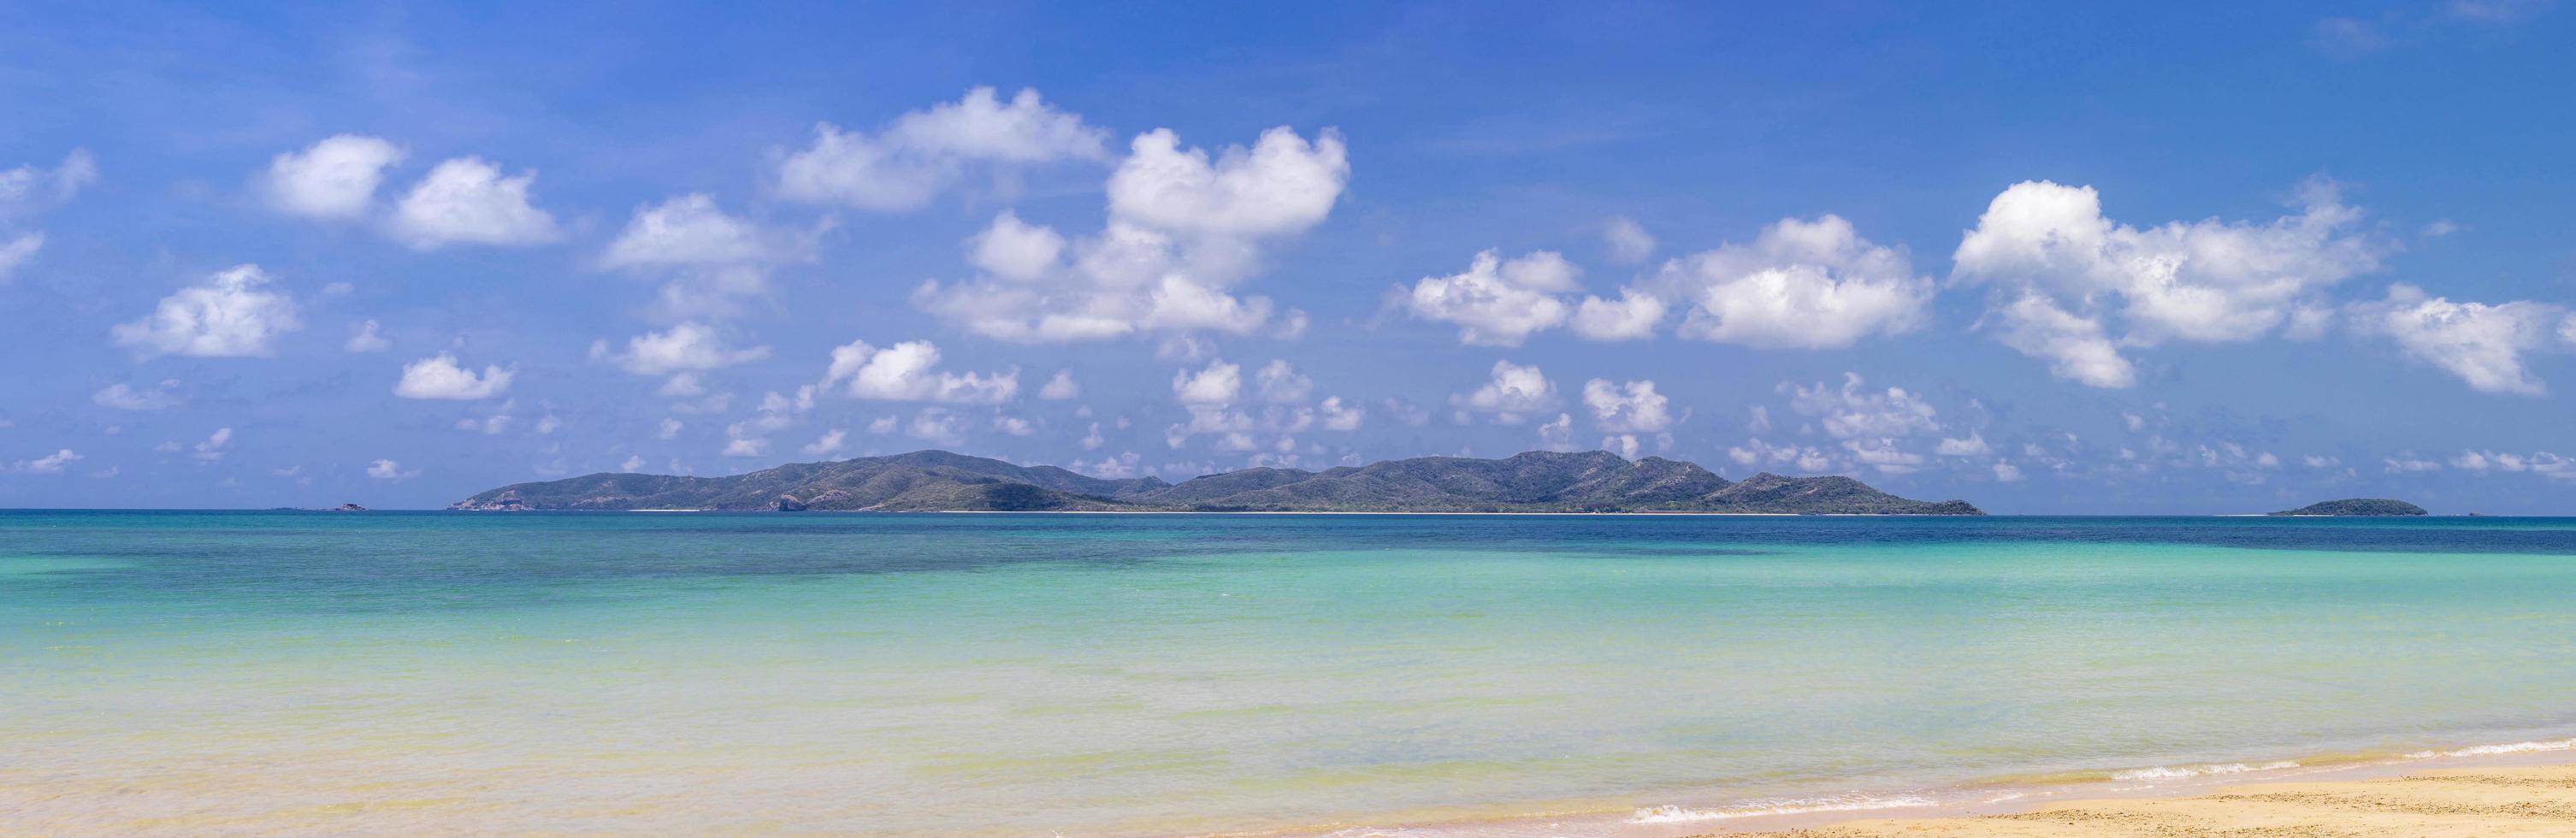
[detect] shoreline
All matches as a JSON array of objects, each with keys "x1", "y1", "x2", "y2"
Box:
[{"x1": 1256, "y1": 735, "x2": 2576, "y2": 837}]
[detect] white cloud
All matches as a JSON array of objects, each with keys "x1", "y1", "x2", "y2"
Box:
[
  {"x1": 1254, "y1": 359, "x2": 1313, "y2": 403},
  {"x1": 1992, "y1": 462, "x2": 2024, "y2": 481},
  {"x1": 192, "y1": 427, "x2": 233, "y2": 461},
  {"x1": 345, "y1": 319, "x2": 392, "y2": 352},
  {"x1": 1582, "y1": 378, "x2": 1671, "y2": 434},
  {"x1": 0, "y1": 148, "x2": 96, "y2": 218},
  {"x1": 992, "y1": 415, "x2": 1036, "y2": 436},
  {"x1": 262, "y1": 135, "x2": 404, "y2": 218},
  {"x1": 601, "y1": 193, "x2": 800, "y2": 267},
  {"x1": 394, "y1": 352, "x2": 513, "y2": 399},
  {"x1": 1953, "y1": 179, "x2": 2385, "y2": 387},
  {"x1": 1536, "y1": 413, "x2": 1577, "y2": 451},
  {"x1": 111, "y1": 264, "x2": 303, "y2": 357},
  {"x1": 803, "y1": 428, "x2": 848, "y2": 456},
  {"x1": 1038, "y1": 369, "x2": 1082, "y2": 400},
  {"x1": 906, "y1": 408, "x2": 971, "y2": 446},
  {"x1": 2349, "y1": 284, "x2": 2567, "y2": 395},
  {"x1": 1405, "y1": 250, "x2": 1580, "y2": 346},
  {"x1": 93, "y1": 380, "x2": 180, "y2": 410},
  {"x1": 1570, "y1": 289, "x2": 1667, "y2": 340},
  {"x1": 620, "y1": 455, "x2": 647, "y2": 473},
  {"x1": 1318, "y1": 396, "x2": 1365, "y2": 431},
  {"x1": 913, "y1": 125, "x2": 1347, "y2": 343},
  {"x1": 658, "y1": 417, "x2": 683, "y2": 440},
  {"x1": 0, "y1": 233, "x2": 40, "y2": 280},
  {"x1": 1787, "y1": 373, "x2": 1940, "y2": 440},
  {"x1": 1603, "y1": 434, "x2": 1642, "y2": 459},
  {"x1": 1172, "y1": 359, "x2": 1243, "y2": 404},
  {"x1": 1649, "y1": 215, "x2": 1930, "y2": 349},
  {"x1": 1603, "y1": 216, "x2": 1656, "y2": 264},
  {"x1": 777, "y1": 86, "x2": 1108, "y2": 210},
  {"x1": 822, "y1": 339, "x2": 1019, "y2": 403},
  {"x1": 365, "y1": 458, "x2": 417, "y2": 480},
  {"x1": 1728, "y1": 438, "x2": 1836, "y2": 474},
  {"x1": 2384, "y1": 453, "x2": 2444, "y2": 472},
  {"x1": 605, "y1": 322, "x2": 771, "y2": 376},
  {"x1": 1841, "y1": 437, "x2": 1924, "y2": 475},
  {"x1": 722, "y1": 437, "x2": 769, "y2": 458},
  {"x1": 18, "y1": 448, "x2": 80, "y2": 473},
  {"x1": 1936, "y1": 432, "x2": 1992, "y2": 456},
  {"x1": 2449, "y1": 449, "x2": 2576, "y2": 480},
  {"x1": 387, "y1": 157, "x2": 560, "y2": 249},
  {"x1": 969, "y1": 210, "x2": 1068, "y2": 281},
  {"x1": 600, "y1": 193, "x2": 817, "y2": 318},
  {"x1": 1451, "y1": 360, "x2": 1557, "y2": 424}
]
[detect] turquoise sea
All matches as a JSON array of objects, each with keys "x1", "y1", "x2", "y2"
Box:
[{"x1": 8, "y1": 510, "x2": 2576, "y2": 835}]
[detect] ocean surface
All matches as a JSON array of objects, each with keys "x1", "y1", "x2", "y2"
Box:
[{"x1": 7, "y1": 510, "x2": 2576, "y2": 835}]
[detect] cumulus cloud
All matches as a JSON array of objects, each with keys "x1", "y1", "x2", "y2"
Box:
[
  {"x1": 0, "y1": 233, "x2": 40, "y2": 280},
  {"x1": 1613, "y1": 215, "x2": 1925, "y2": 349},
  {"x1": 1570, "y1": 289, "x2": 1667, "y2": 340},
  {"x1": 111, "y1": 264, "x2": 303, "y2": 357},
  {"x1": 1582, "y1": 378, "x2": 1671, "y2": 434},
  {"x1": 776, "y1": 86, "x2": 1108, "y2": 210},
  {"x1": 93, "y1": 380, "x2": 180, "y2": 410},
  {"x1": 1728, "y1": 438, "x2": 1836, "y2": 474},
  {"x1": 2349, "y1": 284, "x2": 2569, "y2": 395},
  {"x1": 822, "y1": 339, "x2": 1019, "y2": 404},
  {"x1": 394, "y1": 352, "x2": 514, "y2": 399},
  {"x1": 192, "y1": 427, "x2": 233, "y2": 461},
  {"x1": 600, "y1": 193, "x2": 819, "y2": 318},
  {"x1": 803, "y1": 428, "x2": 848, "y2": 457},
  {"x1": 913, "y1": 125, "x2": 1347, "y2": 342},
  {"x1": 1451, "y1": 360, "x2": 1557, "y2": 424},
  {"x1": 601, "y1": 322, "x2": 771, "y2": 381},
  {"x1": 17, "y1": 448, "x2": 81, "y2": 473},
  {"x1": 388, "y1": 157, "x2": 560, "y2": 249},
  {"x1": 1534, "y1": 413, "x2": 1577, "y2": 451},
  {"x1": 1171, "y1": 359, "x2": 1242, "y2": 404},
  {"x1": 906, "y1": 408, "x2": 971, "y2": 446},
  {"x1": 1935, "y1": 431, "x2": 1992, "y2": 457},
  {"x1": 1953, "y1": 179, "x2": 2386, "y2": 387},
  {"x1": 1787, "y1": 373, "x2": 1941, "y2": 439},
  {"x1": 366, "y1": 458, "x2": 418, "y2": 481},
  {"x1": 1317, "y1": 396, "x2": 1365, "y2": 431},
  {"x1": 1038, "y1": 369, "x2": 1081, "y2": 399},
  {"x1": 345, "y1": 319, "x2": 392, "y2": 352},
  {"x1": 2449, "y1": 449, "x2": 2576, "y2": 480},
  {"x1": 1253, "y1": 359, "x2": 1313, "y2": 403},
  {"x1": 262, "y1": 135, "x2": 404, "y2": 218},
  {"x1": 0, "y1": 148, "x2": 96, "y2": 219},
  {"x1": 1602, "y1": 216, "x2": 1656, "y2": 264},
  {"x1": 969, "y1": 210, "x2": 1069, "y2": 281},
  {"x1": 1405, "y1": 250, "x2": 1580, "y2": 346}
]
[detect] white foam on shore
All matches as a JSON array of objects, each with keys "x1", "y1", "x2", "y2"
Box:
[
  {"x1": 1627, "y1": 794, "x2": 1937, "y2": 823},
  {"x1": 2406, "y1": 738, "x2": 2576, "y2": 758},
  {"x1": 2109, "y1": 760, "x2": 2299, "y2": 781}
]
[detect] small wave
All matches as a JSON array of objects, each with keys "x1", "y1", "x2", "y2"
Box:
[
  {"x1": 1627, "y1": 794, "x2": 1937, "y2": 823},
  {"x1": 2109, "y1": 760, "x2": 2299, "y2": 781},
  {"x1": 2405, "y1": 738, "x2": 2576, "y2": 758}
]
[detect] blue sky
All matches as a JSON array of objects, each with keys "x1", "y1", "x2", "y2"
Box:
[{"x1": 6, "y1": 1, "x2": 2575, "y2": 512}]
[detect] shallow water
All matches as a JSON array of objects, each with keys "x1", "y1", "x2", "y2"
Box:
[{"x1": 5, "y1": 511, "x2": 2575, "y2": 835}]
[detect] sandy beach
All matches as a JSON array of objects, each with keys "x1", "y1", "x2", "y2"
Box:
[{"x1": 1752, "y1": 764, "x2": 2576, "y2": 837}]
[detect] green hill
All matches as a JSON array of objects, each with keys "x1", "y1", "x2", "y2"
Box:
[
  {"x1": 452, "y1": 449, "x2": 1985, "y2": 515},
  {"x1": 2269, "y1": 498, "x2": 2430, "y2": 516}
]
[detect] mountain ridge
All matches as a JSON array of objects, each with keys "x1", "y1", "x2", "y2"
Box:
[{"x1": 452, "y1": 449, "x2": 1982, "y2": 515}]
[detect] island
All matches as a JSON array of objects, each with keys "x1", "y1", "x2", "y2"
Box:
[
  {"x1": 2270, "y1": 498, "x2": 2429, "y2": 516},
  {"x1": 452, "y1": 449, "x2": 1984, "y2": 515}
]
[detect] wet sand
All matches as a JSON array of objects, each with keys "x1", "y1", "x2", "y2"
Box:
[{"x1": 1752, "y1": 764, "x2": 2576, "y2": 837}]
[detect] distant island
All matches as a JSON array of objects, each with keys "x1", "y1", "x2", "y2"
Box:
[
  {"x1": 452, "y1": 449, "x2": 1984, "y2": 515},
  {"x1": 2271, "y1": 498, "x2": 2429, "y2": 516}
]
